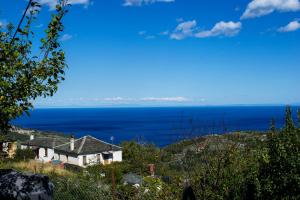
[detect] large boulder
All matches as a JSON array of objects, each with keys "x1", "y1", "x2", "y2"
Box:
[{"x1": 0, "y1": 169, "x2": 54, "y2": 200}]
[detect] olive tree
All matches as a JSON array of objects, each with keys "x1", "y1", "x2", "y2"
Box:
[{"x1": 0, "y1": 0, "x2": 69, "y2": 132}]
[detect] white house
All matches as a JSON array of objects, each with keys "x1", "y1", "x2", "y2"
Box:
[{"x1": 21, "y1": 135, "x2": 122, "y2": 167}]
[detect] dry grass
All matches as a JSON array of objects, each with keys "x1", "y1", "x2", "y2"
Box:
[{"x1": 9, "y1": 160, "x2": 73, "y2": 176}]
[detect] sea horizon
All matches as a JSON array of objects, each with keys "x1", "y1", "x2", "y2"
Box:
[
  {"x1": 13, "y1": 106, "x2": 299, "y2": 147},
  {"x1": 33, "y1": 103, "x2": 300, "y2": 109}
]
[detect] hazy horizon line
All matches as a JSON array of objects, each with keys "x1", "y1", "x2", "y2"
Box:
[{"x1": 33, "y1": 103, "x2": 300, "y2": 109}]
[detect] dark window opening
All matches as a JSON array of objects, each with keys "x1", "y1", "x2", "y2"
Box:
[
  {"x1": 103, "y1": 153, "x2": 113, "y2": 160},
  {"x1": 83, "y1": 156, "x2": 87, "y2": 165}
]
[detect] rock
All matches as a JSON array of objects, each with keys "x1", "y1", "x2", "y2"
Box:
[
  {"x1": 0, "y1": 169, "x2": 54, "y2": 200},
  {"x1": 123, "y1": 173, "x2": 143, "y2": 185}
]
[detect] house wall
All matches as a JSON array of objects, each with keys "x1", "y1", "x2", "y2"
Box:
[
  {"x1": 20, "y1": 145, "x2": 122, "y2": 167},
  {"x1": 113, "y1": 151, "x2": 122, "y2": 162},
  {"x1": 38, "y1": 148, "x2": 54, "y2": 162},
  {"x1": 20, "y1": 145, "x2": 54, "y2": 162},
  {"x1": 1, "y1": 142, "x2": 17, "y2": 158},
  {"x1": 67, "y1": 155, "x2": 79, "y2": 165},
  {"x1": 54, "y1": 152, "x2": 79, "y2": 166},
  {"x1": 78, "y1": 151, "x2": 123, "y2": 167},
  {"x1": 78, "y1": 154, "x2": 98, "y2": 167}
]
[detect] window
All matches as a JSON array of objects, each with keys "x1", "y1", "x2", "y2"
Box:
[
  {"x1": 45, "y1": 148, "x2": 48, "y2": 157},
  {"x1": 83, "y1": 156, "x2": 87, "y2": 165},
  {"x1": 103, "y1": 153, "x2": 113, "y2": 160}
]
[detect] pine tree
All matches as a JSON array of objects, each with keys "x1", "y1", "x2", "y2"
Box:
[
  {"x1": 284, "y1": 106, "x2": 295, "y2": 133},
  {"x1": 268, "y1": 118, "x2": 276, "y2": 138},
  {"x1": 297, "y1": 109, "x2": 300, "y2": 128}
]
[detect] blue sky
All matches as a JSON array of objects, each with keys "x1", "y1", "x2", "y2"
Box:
[{"x1": 1, "y1": 0, "x2": 300, "y2": 107}]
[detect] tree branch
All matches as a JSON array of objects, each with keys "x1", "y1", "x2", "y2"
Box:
[{"x1": 10, "y1": 0, "x2": 33, "y2": 46}]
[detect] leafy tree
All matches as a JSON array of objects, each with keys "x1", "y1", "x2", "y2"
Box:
[
  {"x1": 0, "y1": 0, "x2": 69, "y2": 133},
  {"x1": 284, "y1": 106, "x2": 295, "y2": 132},
  {"x1": 259, "y1": 107, "x2": 300, "y2": 199},
  {"x1": 121, "y1": 141, "x2": 160, "y2": 174},
  {"x1": 268, "y1": 118, "x2": 276, "y2": 138},
  {"x1": 189, "y1": 141, "x2": 260, "y2": 200}
]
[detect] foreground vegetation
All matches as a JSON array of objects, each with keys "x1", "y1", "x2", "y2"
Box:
[{"x1": 1, "y1": 107, "x2": 300, "y2": 199}]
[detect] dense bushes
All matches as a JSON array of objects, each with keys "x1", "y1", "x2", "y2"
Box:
[
  {"x1": 258, "y1": 107, "x2": 300, "y2": 199},
  {"x1": 13, "y1": 149, "x2": 35, "y2": 161},
  {"x1": 51, "y1": 175, "x2": 112, "y2": 200},
  {"x1": 121, "y1": 141, "x2": 160, "y2": 175},
  {"x1": 114, "y1": 107, "x2": 300, "y2": 199}
]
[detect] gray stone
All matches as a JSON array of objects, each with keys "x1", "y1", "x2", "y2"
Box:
[{"x1": 0, "y1": 169, "x2": 54, "y2": 200}]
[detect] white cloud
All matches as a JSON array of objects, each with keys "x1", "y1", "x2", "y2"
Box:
[
  {"x1": 278, "y1": 20, "x2": 300, "y2": 32},
  {"x1": 24, "y1": 5, "x2": 41, "y2": 16},
  {"x1": 141, "y1": 97, "x2": 189, "y2": 102},
  {"x1": 35, "y1": 96, "x2": 193, "y2": 107},
  {"x1": 36, "y1": 0, "x2": 90, "y2": 10},
  {"x1": 195, "y1": 21, "x2": 242, "y2": 38},
  {"x1": 170, "y1": 20, "x2": 241, "y2": 40},
  {"x1": 101, "y1": 97, "x2": 189, "y2": 103},
  {"x1": 60, "y1": 34, "x2": 73, "y2": 41},
  {"x1": 170, "y1": 20, "x2": 197, "y2": 40},
  {"x1": 241, "y1": 0, "x2": 300, "y2": 19},
  {"x1": 123, "y1": 0, "x2": 174, "y2": 7},
  {"x1": 103, "y1": 97, "x2": 132, "y2": 102}
]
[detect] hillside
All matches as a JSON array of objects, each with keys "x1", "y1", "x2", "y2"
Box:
[{"x1": 1, "y1": 109, "x2": 300, "y2": 199}]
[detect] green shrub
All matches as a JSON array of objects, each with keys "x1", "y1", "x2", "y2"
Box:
[{"x1": 13, "y1": 148, "x2": 35, "y2": 161}]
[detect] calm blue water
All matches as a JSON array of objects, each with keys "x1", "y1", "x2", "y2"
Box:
[{"x1": 12, "y1": 106, "x2": 299, "y2": 147}]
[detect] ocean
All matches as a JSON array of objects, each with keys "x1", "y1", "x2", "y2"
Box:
[{"x1": 12, "y1": 106, "x2": 299, "y2": 147}]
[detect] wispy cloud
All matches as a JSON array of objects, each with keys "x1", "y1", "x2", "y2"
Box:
[
  {"x1": 241, "y1": 0, "x2": 300, "y2": 19},
  {"x1": 170, "y1": 20, "x2": 197, "y2": 40},
  {"x1": 140, "y1": 97, "x2": 189, "y2": 102},
  {"x1": 278, "y1": 20, "x2": 300, "y2": 32},
  {"x1": 176, "y1": 18, "x2": 184, "y2": 23},
  {"x1": 102, "y1": 97, "x2": 133, "y2": 102},
  {"x1": 36, "y1": 0, "x2": 90, "y2": 10},
  {"x1": 138, "y1": 31, "x2": 156, "y2": 39},
  {"x1": 50, "y1": 97, "x2": 190, "y2": 104},
  {"x1": 123, "y1": 0, "x2": 174, "y2": 7},
  {"x1": 195, "y1": 21, "x2": 242, "y2": 38},
  {"x1": 138, "y1": 31, "x2": 147, "y2": 35},
  {"x1": 60, "y1": 33, "x2": 73, "y2": 41},
  {"x1": 102, "y1": 97, "x2": 190, "y2": 103},
  {"x1": 35, "y1": 96, "x2": 210, "y2": 107},
  {"x1": 170, "y1": 20, "x2": 242, "y2": 40},
  {"x1": 160, "y1": 30, "x2": 170, "y2": 36}
]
